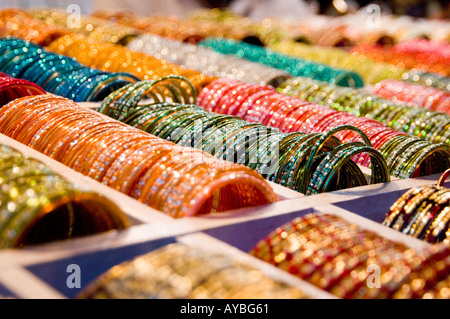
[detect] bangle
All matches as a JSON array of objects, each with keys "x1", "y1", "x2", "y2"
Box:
[
  {"x1": 127, "y1": 34, "x2": 291, "y2": 87},
  {"x1": 77, "y1": 243, "x2": 307, "y2": 299},
  {"x1": 0, "y1": 38, "x2": 139, "y2": 102},
  {"x1": 0, "y1": 72, "x2": 45, "y2": 106},
  {"x1": 250, "y1": 212, "x2": 448, "y2": 299},
  {"x1": 201, "y1": 78, "x2": 450, "y2": 179},
  {"x1": 100, "y1": 78, "x2": 389, "y2": 195},
  {"x1": 382, "y1": 169, "x2": 450, "y2": 243},
  {"x1": 0, "y1": 95, "x2": 276, "y2": 218},
  {"x1": 47, "y1": 33, "x2": 216, "y2": 94},
  {"x1": 0, "y1": 144, "x2": 129, "y2": 249},
  {"x1": 198, "y1": 37, "x2": 364, "y2": 87},
  {"x1": 0, "y1": 9, "x2": 68, "y2": 46}
]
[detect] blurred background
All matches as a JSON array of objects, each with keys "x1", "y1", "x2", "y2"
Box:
[{"x1": 0, "y1": 0, "x2": 449, "y2": 19}]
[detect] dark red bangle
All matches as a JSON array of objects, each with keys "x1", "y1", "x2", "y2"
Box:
[{"x1": 0, "y1": 73, "x2": 46, "y2": 106}]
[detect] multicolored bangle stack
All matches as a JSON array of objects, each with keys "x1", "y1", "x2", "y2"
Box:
[
  {"x1": 0, "y1": 143, "x2": 129, "y2": 249},
  {"x1": 278, "y1": 77, "x2": 450, "y2": 147},
  {"x1": 0, "y1": 94, "x2": 277, "y2": 218},
  {"x1": 0, "y1": 72, "x2": 45, "y2": 106},
  {"x1": 250, "y1": 212, "x2": 450, "y2": 299},
  {"x1": 0, "y1": 37, "x2": 139, "y2": 102},
  {"x1": 28, "y1": 8, "x2": 140, "y2": 46},
  {"x1": 46, "y1": 34, "x2": 215, "y2": 93},
  {"x1": 127, "y1": 34, "x2": 291, "y2": 87},
  {"x1": 198, "y1": 78, "x2": 450, "y2": 179},
  {"x1": 351, "y1": 43, "x2": 450, "y2": 77},
  {"x1": 99, "y1": 76, "x2": 390, "y2": 195},
  {"x1": 382, "y1": 168, "x2": 450, "y2": 244},
  {"x1": 0, "y1": 9, "x2": 68, "y2": 46},
  {"x1": 77, "y1": 243, "x2": 308, "y2": 299},
  {"x1": 198, "y1": 37, "x2": 364, "y2": 87},
  {"x1": 374, "y1": 79, "x2": 450, "y2": 115}
]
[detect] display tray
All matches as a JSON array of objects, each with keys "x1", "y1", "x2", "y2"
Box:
[{"x1": 0, "y1": 130, "x2": 442, "y2": 299}]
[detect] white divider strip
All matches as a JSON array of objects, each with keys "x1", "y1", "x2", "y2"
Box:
[{"x1": 0, "y1": 267, "x2": 66, "y2": 299}]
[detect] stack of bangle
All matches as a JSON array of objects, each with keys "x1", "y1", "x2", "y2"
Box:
[
  {"x1": 351, "y1": 44, "x2": 450, "y2": 77},
  {"x1": 382, "y1": 168, "x2": 450, "y2": 244},
  {"x1": 99, "y1": 76, "x2": 390, "y2": 194},
  {"x1": 47, "y1": 34, "x2": 215, "y2": 93},
  {"x1": 127, "y1": 35, "x2": 291, "y2": 87},
  {"x1": 0, "y1": 72, "x2": 45, "y2": 106},
  {"x1": 394, "y1": 39, "x2": 450, "y2": 56},
  {"x1": 0, "y1": 9, "x2": 68, "y2": 46},
  {"x1": 93, "y1": 12, "x2": 207, "y2": 44},
  {"x1": 0, "y1": 143, "x2": 129, "y2": 249},
  {"x1": 270, "y1": 40, "x2": 408, "y2": 85},
  {"x1": 250, "y1": 212, "x2": 450, "y2": 299},
  {"x1": 401, "y1": 69, "x2": 450, "y2": 92},
  {"x1": 199, "y1": 78, "x2": 450, "y2": 179},
  {"x1": 77, "y1": 243, "x2": 308, "y2": 299},
  {"x1": 278, "y1": 77, "x2": 450, "y2": 147},
  {"x1": 0, "y1": 37, "x2": 139, "y2": 102},
  {"x1": 198, "y1": 37, "x2": 364, "y2": 88},
  {"x1": 93, "y1": 9, "x2": 262, "y2": 46},
  {"x1": 28, "y1": 8, "x2": 140, "y2": 46},
  {"x1": 0, "y1": 94, "x2": 276, "y2": 218},
  {"x1": 374, "y1": 79, "x2": 450, "y2": 115}
]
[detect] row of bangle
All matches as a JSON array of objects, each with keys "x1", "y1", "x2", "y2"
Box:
[
  {"x1": 0, "y1": 94, "x2": 277, "y2": 218},
  {"x1": 188, "y1": 8, "x2": 450, "y2": 45},
  {"x1": 29, "y1": 8, "x2": 139, "y2": 45},
  {"x1": 127, "y1": 34, "x2": 291, "y2": 87},
  {"x1": 78, "y1": 243, "x2": 308, "y2": 299},
  {"x1": 198, "y1": 37, "x2": 364, "y2": 87},
  {"x1": 46, "y1": 33, "x2": 215, "y2": 93},
  {"x1": 99, "y1": 76, "x2": 389, "y2": 194},
  {"x1": 250, "y1": 212, "x2": 450, "y2": 299},
  {"x1": 198, "y1": 78, "x2": 450, "y2": 179},
  {"x1": 402, "y1": 69, "x2": 450, "y2": 92},
  {"x1": 278, "y1": 77, "x2": 450, "y2": 147},
  {"x1": 351, "y1": 43, "x2": 449, "y2": 77},
  {"x1": 0, "y1": 143, "x2": 129, "y2": 249},
  {"x1": 271, "y1": 40, "x2": 407, "y2": 85},
  {"x1": 382, "y1": 169, "x2": 450, "y2": 243},
  {"x1": 0, "y1": 9, "x2": 68, "y2": 46},
  {"x1": 0, "y1": 72, "x2": 45, "y2": 106},
  {"x1": 374, "y1": 79, "x2": 450, "y2": 114},
  {"x1": 92, "y1": 9, "x2": 261, "y2": 45},
  {"x1": 0, "y1": 37, "x2": 139, "y2": 102}
]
